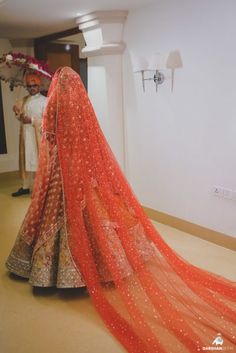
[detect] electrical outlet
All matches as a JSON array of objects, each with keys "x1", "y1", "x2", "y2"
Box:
[
  {"x1": 212, "y1": 186, "x2": 223, "y2": 197},
  {"x1": 212, "y1": 186, "x2": 236, "y2": 201}
]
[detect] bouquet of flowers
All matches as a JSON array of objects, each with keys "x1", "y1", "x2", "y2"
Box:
[{"x1": 0, "y1": 52, "x2": 52, "y2": 90}]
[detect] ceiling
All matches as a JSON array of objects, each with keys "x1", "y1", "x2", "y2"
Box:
[{"x1": 0, "y1": 0, "x2": 154, "y2": 39}]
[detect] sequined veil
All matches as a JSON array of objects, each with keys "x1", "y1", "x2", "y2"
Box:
[{"x1": 6, "y1": 67, "x2": 236, "y2": 353}]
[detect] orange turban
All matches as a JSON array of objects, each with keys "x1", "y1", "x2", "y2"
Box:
[{"x1": 25, "y1": 73, "x2": 41, "y2": 85}]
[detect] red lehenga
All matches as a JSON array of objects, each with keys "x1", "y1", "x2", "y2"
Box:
[{"x1": 6, "y1": 67, "x2": 236, "y2": 353}]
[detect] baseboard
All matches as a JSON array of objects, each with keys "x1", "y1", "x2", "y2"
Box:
[
  {"x1": 0, "y1": 170, "x2": 20, "y2": 181},
  {"x1": 143, "y1": 206, "x2": 236, "y2": 251}
]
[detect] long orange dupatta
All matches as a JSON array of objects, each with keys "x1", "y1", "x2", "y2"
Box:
[{"x1": 19, "y1": 67, "x2": 236, "y2": 353}]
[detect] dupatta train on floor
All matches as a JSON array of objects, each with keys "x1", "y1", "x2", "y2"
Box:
[{"x1": 6, "y1": 67, "x2": 236, "y2": 353}]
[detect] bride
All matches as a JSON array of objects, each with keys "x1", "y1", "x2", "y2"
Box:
[{"x1": 6, "y1": 67, "x2": 236, "y2": 353}]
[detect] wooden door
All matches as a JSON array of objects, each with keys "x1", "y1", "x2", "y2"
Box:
[
  {"x1": 40, "y1": 42, "x2": 80, "y2": 74},
  {"x1": 34, "y1": 29, "x2": 87, "y2": 90}
]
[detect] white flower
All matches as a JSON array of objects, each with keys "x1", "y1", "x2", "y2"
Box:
[
  {"x1": 29, "y1": 63, "x2": 39, "y2": 70},
  {"x1": 17, "y1": 58, "x2": 26, "y2": 63},
  {"x1": 6, "y1": 54, "x2": 13, "y2": 61}
]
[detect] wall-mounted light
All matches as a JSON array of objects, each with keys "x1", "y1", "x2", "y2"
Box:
[
  {"x1": 132, "y1": 53, "x2": 166, "y2": 92},
  {"x1": 132, "y1": 51, "x2": 183, "y2": 92}
]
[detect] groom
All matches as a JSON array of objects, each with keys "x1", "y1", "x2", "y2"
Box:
[{"x1": 12, "y1": 73, "x2": 47, "y2": 197}]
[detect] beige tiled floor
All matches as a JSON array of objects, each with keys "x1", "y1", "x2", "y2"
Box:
[{"x1": 0, "y1": 175, "x2": 235, "y2": 353}]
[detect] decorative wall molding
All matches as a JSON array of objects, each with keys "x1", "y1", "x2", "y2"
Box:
[
  {"x1": 76, "y1": 11, "x2": 128, "y2": 29},
  {"x1": 80, "y1": 43, "x2": 126, "y2": 56},
  {"x1": 76, "y1": 11, "x2": 128, "y2": 57}
]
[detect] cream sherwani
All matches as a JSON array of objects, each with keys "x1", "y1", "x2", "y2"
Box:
[
  {"x1": 22, "y1": 93, "x2": 47, "y2": 171},
  {"x1": 19, "y1": 93, "x2": 47, "y2": 188}
]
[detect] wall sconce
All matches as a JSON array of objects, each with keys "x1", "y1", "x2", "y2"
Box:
[
  {"x1": 132, "y1": 51, "x2": 183, "y2": 92},
  {"x1": 132, "y1": 54, "x2": 166, "y2": 92}
]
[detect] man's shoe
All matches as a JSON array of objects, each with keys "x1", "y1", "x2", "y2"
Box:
[{"x1": 11, "y1": 187, "x2": 30, "y2": 197}]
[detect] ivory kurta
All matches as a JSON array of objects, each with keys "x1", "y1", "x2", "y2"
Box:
[{"x1": 20, "y1": 93, "x2": 47, "y2": 172}]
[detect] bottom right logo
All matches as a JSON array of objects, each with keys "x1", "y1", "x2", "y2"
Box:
[
  {"x1": 200, "y1": 333, "x2": 234, "y2": 351},
  {"x1": 212, "y1": 333, "x2": 224, "y2": 346}
]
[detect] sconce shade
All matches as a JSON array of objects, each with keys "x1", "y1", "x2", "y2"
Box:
[
  {"x1": 166, "y1": 50, "x2": 183, "y2": 69},
  {"x1": 132, "y1": 56, "x2": 148, "y2": 72},
  {"x1": 148, "y1": 53, "x2": 168, "y2": 70}
]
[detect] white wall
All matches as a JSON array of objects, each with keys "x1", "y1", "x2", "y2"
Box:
[
  {"x1": 88, "y1": 55, "x2": 125, "y2": 169},
  {"x1": 0, "y1": 40, "x2": 34, "y2": 173},
  {"x1": 0, "y1": 39, "x2": 19, "y2": 172},
  {"x1": 123, "y1": 0, "x2": 236, "y2": 237}
]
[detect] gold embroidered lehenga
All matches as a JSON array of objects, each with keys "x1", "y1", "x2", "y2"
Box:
[
  {"x1": 7, "y1": 148, "x2": 85, "y2": 287},
  {"x1": 6, "y1": 67, "x2": 236, "y2": 353}
]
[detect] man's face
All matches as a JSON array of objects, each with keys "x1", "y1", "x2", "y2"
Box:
[{"x1": 26, "y1": 80, "x2": 40, "y2": 96}]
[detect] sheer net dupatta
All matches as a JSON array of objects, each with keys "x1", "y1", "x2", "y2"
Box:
[{"x1": 52, "y1": 67, "x2": 236, "y2": 353}]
